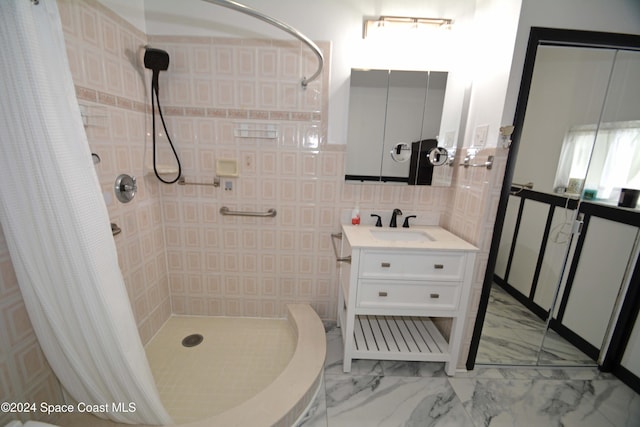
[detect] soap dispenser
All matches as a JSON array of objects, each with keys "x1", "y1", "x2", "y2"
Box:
[{"x1": 351, "y1": 204, "x2": 360, "y2": 225}]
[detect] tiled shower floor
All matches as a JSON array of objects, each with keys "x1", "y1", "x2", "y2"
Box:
[{"x1": 145, "y1": 316, "x2": 296, "y2": 424}]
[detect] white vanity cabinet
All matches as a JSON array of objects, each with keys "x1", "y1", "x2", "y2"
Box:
[{"x1": 337, "y1": 225, "x2": 477, "y2": 376}]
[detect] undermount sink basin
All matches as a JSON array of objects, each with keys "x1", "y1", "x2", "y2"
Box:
[{"x1": 370, "y1": 229, "x2": 435, "y2": 242}]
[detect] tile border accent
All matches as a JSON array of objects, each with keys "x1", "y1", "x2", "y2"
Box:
[{"x1": 75, "y1": 84, "x2": 322, "y2": 122}]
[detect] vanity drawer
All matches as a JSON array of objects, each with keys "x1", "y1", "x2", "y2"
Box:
[
  {"x1": 356, "y1": 280, "x2": 462, "y2": 310},
  {"x1": 359, "y1": 251, "x2": 465, "y2": 281}
]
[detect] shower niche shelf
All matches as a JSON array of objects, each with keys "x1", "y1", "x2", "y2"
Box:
[{"x1": 234, "y1": 122, "x2": 278, "y2": 139}]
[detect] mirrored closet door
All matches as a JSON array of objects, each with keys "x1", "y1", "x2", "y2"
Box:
[{"x1": 476, "y1": 30, "x2": 640, "y2": 367}]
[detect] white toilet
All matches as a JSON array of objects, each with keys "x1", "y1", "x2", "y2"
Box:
[{"x1": 4, "y1": 421, "x2": 59, "y2": 427}]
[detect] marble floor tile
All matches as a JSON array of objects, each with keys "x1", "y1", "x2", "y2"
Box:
[
  {"x1": 581, "y1": 379, "x2": 640, "y2": 427},
  {"x1": 302, "y1": 326, "x2": 638, "y2": 427},
  {"x1": 449, "y1": 377, "x2": 630, "y2": 427},
  {"x1": 325, "y1": 375, "x2": 474, "y2": 427}
]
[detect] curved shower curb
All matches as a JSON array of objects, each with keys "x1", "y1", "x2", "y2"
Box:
[{"x1": 181, "y1": 303, "x2": 326, "y2": 427}]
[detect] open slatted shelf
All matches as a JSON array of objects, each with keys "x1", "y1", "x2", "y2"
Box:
[{"x1": 352, "y1": 315, "x2": 450, "y2": 361}]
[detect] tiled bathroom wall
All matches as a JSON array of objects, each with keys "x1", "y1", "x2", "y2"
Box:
[
  {"x1": 146, "y1": 34, "x2": 459, "y2": 320},
  {"x1": 59, "y1": 0, "x2": 172, "y2": 345},
  {"x1": 0, "y1": 229, "x2": 63, "y2": 426},
  {"x1": 0, "y1": 5, "x2": 510, "y2": 419}
]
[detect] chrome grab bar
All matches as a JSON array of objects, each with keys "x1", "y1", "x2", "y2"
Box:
[
  {"x1": 202, "y1": 0, "x2": 324, "y2": 88},
  {"x1": 220, "y1": 206, "x2": 277, "y2": 217},
  {"x1": 331, "y1": 232, "x2": 351, "y2": 264},
  {"x1": 178, "y1": 176, "x2": 220, "y2": 187}
]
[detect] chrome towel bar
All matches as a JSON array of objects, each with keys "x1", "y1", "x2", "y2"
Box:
[
  {"x1": 510, "y1": 181, "x2": 534, "y2": 195},
  {"x1": 220, "y1": 206, "x2": 277, "y2": 217},
  {"x1": 331, "y1": 232, "x2": 352, "y2": 264}
]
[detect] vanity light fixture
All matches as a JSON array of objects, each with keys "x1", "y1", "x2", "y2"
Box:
[{"x1": 363, "y1": 16, "x2": 453, "y2": 39}]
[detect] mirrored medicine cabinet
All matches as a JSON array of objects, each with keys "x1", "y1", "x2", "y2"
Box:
[{"x1": 344, "y1": 68, "x2": 464, "y2": 186}]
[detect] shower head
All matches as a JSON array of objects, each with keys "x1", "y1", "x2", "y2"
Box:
[{"x1": 144, "y1": 47, "x2": 170, "y2": 92}]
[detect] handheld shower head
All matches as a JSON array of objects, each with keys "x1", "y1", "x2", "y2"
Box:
[
  {"x1": 144, "y1": 47, "x2": 169, "y2": 92},
  {"x1": 144, "y1": 45, "x2": 182, "y2": 184}
]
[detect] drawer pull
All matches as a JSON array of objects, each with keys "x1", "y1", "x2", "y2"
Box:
[
  {"x1": 381, "y1": 262, "x2": 391, "y2": 268},
  {"x1": 434, "y1": 264, "x2": 444, "y2": 269},
  {"x1": 430, "y1": 293, "x2": 440, "y2": 299},
  {"x1": 378, "y1": 291, "x2": 388, "y2": 297}
]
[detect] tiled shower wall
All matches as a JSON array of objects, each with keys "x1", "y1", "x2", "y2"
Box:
[
  {"x1": 0, "y1": 229, "x2": 63, "y2": 425},
  {"x1": 59, "y1": 0, "x2": 172, "y2": 345},
  {"x1": 150, "y1": 33, "x2": 455, "y2": 320}
]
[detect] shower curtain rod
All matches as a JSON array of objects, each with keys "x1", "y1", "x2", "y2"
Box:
[{"x1": 201, "y1": 0, "x2": 324, "y2": 88}]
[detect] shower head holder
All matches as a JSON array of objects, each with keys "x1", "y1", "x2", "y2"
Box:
[{"x1": 144, "y1": 47, "x2": 170, "y2": 91}]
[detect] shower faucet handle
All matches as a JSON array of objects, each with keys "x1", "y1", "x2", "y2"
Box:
[{"x1": 114, "y1": 174, "x2": 137, "y2": 203}]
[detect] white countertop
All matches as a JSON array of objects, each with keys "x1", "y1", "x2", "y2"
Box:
[{"x1": 342, "y1": 224, "x2": 478, "y2": 252}]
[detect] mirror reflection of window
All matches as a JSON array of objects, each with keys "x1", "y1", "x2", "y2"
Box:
[{"x1": 555, "y1": 121, "x2": 640, "y2": 201}]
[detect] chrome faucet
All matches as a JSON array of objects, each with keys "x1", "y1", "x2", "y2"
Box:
[{"x1": 389, "y1": 208, "x2": 403, "y2": 228}]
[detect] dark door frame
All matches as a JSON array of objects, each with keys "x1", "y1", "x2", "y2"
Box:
[{"x1": 466, "y1": 27, "x2": 640, "y2": 372}]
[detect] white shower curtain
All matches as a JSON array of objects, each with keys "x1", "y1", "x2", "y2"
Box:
[{"x1": 0, "y1": 1, "x2": 171, "y2": 425}]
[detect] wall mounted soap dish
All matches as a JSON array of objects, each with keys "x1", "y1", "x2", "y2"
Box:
[{"x1": 216, "y1": 159, "x2": 239, "y2": 177}]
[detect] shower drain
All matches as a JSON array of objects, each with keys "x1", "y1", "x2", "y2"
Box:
[{"x1": 182, "y1": 333, "x2": 204, "y2": 347}]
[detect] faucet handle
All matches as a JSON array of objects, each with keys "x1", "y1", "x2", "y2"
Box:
[
  {"x1": 402, "y1": 215, "x2": 417, "y2": 228},
  {"x1": 370, "y1": 214, "x2": 382, "y2": 227}
]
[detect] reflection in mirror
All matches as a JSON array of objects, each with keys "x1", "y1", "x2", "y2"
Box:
[
  {"x1": 427, "y1": 146, "x2": 450, "y2": 166},
  {"x1": 476, "y1": 34, "x2": 640, "y2": 369},
  {"x1": 513, "y1": 45, "x2": 616, "y2": 196},
  {"x1": 345, "y1": 69, "x2": 389, "y2": 179},
  {"x1": 515, "y1": 46, "x2": 640, "y2": 206},
  {"x1": 555, "y1": 120, "x2": 640, "y2": 201},
  {"x1": 345, "y1": 68, "x2": 459, "y2": 186},
  {"x1": 582, "y1": 49, "x2": 640, "y2": 207},
  {"x1": 390, "y1": 142, "x2": 412, "y2": 163},
  {"x1": 479, "y1": 44, "x2": 617, "y2": 367}
]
